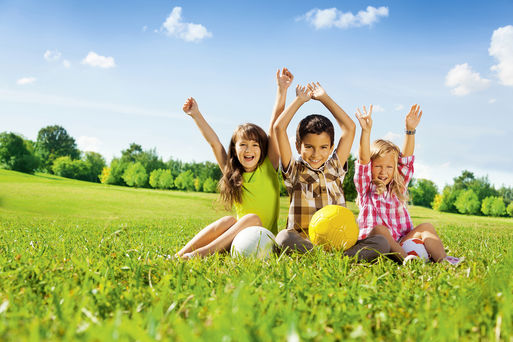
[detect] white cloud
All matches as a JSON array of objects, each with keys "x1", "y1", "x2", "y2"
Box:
[
  {"x1": 77, "y1": 136, "x2": 102, "y2": 152},
  {"x1": 63, "y1": 60, "x2": 71, "y2": 68},
  {"x1": 383, "y1": 131, "x2": 401, "y2": 144},
  {"x1": 299, "y1": 6, "x2": 389, "y2": 30},
  {"x1": 489, "y1": 98, "x2": 496, "y2": 104},
  {"x1": 81, "y1": 52, "x2": 116, "y2": 69},
  {"x1": 489, "y1": 25, "x2": 513, "y2": 86},
  {"x1": 373, "y1": 104, "x2": 385, "y2": 112},
  {"x1": 445, "y1": 63, "x2": 490, "y2": 96},
  {"x1": 394, "y1": 104, "x2": 404, "y2": 111},
  {"x1": 161, "y1": 7, "x2": 212, "y2": 42},
  {"x1": 142, "y1": 25, "x2": 148, "y2": 32},
  {"x1": 16, "y1": 77, "x2": 36, "y2": 85},
  {"x1": 44, "y1": 49, "x2": 61, "y2": 62}
]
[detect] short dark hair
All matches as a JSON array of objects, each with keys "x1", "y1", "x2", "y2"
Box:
[{"x1": 296, "y1": 114, "x2": 335, "y2": 149}]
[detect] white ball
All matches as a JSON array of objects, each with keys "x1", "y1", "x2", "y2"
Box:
[
  {"x1": 400, "y1": 238, "x2": 430, "y2": 261},
  {"x1": 230, "y1": 226, "x2": 276, "y2": 259}
]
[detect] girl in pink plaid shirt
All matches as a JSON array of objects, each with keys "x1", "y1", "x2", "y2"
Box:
[{"x1": 354, "y1": 104, "x2": 461, "y2": 265}]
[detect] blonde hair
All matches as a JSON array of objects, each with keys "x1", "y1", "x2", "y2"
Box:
[
  {"x1": 218, "y1": 123, "x2": 268, "y2": 209},
  {"x1": 370, "y1": 139, "x2": 409, "y2": 203}
]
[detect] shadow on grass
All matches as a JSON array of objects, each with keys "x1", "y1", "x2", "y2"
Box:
[{"x1": 34, "y1": 174, "x2": 64, "y2": 181}]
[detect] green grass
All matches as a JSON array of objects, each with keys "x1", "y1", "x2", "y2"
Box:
[{"x1": 1, "y1": 169, "x2": 512, "y2": 341}]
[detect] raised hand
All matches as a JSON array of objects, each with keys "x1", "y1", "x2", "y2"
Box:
[
  {"x1": 405, "y1": 104, "x2": 422, "y2": 131},
  {"x1": 183, "y1": 97, "x2": 200, "y2": 117},
  {"x1": 296, "y1": 85, "x2": 312, "y2": 103},
  {"x1": 307, "y1": 82, "x2": 327, "y2": 101},
  {"x1": 355, "y1": 105, "x2": 373, "y2": 132},
  {"x1": 277, "y1": 68, "x2": 294, "y2": 90}
]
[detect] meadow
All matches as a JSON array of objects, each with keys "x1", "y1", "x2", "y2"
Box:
[{"x1": 1, "y1": 169, "x2": 512, "y2": 341}]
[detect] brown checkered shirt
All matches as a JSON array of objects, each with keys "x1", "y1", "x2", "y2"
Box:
[{"x1": 283, "y1": 152, "x2": 348, "y2": 236}]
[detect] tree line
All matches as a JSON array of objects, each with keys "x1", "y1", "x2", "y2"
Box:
[{"x1": 1, "y1": 125, "x2": 512, "y2": 217}]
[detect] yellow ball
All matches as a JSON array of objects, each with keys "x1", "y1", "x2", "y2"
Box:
[{"x1": 308, "y1": 205, "x2": 359, "y2": 251}]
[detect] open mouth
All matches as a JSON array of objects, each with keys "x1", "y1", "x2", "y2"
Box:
[{"x1": 244, "y1": 156, "x2": 255, "y2": 162}]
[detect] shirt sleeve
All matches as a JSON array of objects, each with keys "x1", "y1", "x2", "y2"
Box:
[
  {"x1": 398, "y1": 155, "x2": 415, "y2": 187},
  {"x1": 354, "y1": 160, "x2": 372, "y2": 196},
  {"x1": 326, "y1": 152, "x2": 348, "y2": 177},
  {"x1": 282, "y1": 158, "x2": 299, "y2": 193}
]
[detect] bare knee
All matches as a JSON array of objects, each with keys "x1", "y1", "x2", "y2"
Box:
[
  {"x1": 416, "y1": 222, "x2": 437, "y2": 236},
  {"x1": 370, "y1": 225, "x2": 391, "y2": 237},
  {"x1": 240, "y1": 213, "x2": 262, "y2": 227},
  {"x1": 221, "y1": 216, "x2": 237, "y2": 227}
]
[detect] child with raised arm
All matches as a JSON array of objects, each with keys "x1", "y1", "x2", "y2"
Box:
[
  {"x1": 354, "y1": 104, "x2": 461, "y2": 265},
  {"x1": 273, "y1": 83, "x2": 390, "y2": 261},
  {"x1": 176, "y1": 68, "x2": 294, "y2": 259}
]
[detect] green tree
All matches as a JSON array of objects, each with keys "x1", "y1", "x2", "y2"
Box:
[
  {"x1": 507, "y1": 202, "x2": 513, "y2": 217},
  {"x1": 122, "y1": 162, "x2": 148, "y2": 188},
  {"x1": 455, "y1": 189, "x2": 480, "y2": 215},
  {"x1": 158, "y1": 170, "x2": 174, "y2": 189},
  {"x1": 149, "y1": 169, "x2": 162, "y2": 188},
  {"x1": 174, "y1": 170, "x2": 195, "y2": 191},
  {"x1": 498, "y1": 186, "x2": 513, "y2": 206},
  {"x1": 0, "y1": 132, "x2": 40, "y2": 173},
  {"x1": 437, "y1": 186, "x2": 461, "y2": 213},
  {"x1": 409, "y1": 178, "x2": 438, "y2": 208},
  {"x1": 202, "y1": 177, "x2": 217, "y2": 193},
  {"x1": 107, "y1": 158, "x2": 129, "y2": 186},
  {"x1": 120, "y1": 143, "x2": 165, "y2": 176},
  {"x1": 36, "y1": 125, "x2": 80, "y2": 172},
  {"x1": 278, "y1": 172, "x2": 288, "y2": 197},
  {"x1": 342, "y1": 154, "x2": 357, "y2": 201},
  {"x1": 120, "y1": 143, "x2": 143, "y2": 163},
  {"x1": 52, "y1": 156, "x2": 89, "y2": 180},
  {"x1": 481, "y1": 196, "x2": 506, "y2": 217},
  {"x1": 83, "y1": 151, "x2": 106, "y2": 182}
]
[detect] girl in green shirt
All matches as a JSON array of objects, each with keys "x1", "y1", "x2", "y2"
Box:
[{"x1": 176, "y1": 68, "x2": 293, "y2": 259}]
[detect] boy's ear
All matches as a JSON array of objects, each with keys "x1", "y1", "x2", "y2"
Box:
[{"x1": 296, "y1": 140, "x2": 302, "y2": 154}]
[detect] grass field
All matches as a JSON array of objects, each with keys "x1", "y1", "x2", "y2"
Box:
[{"x1": 1, "y1": 169, "x2": 512, "y2": 341}]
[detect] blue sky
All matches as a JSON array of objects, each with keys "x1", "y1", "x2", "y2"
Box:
[{"x1": 1, "y1": 0, "x2": 513, "y2": 189}]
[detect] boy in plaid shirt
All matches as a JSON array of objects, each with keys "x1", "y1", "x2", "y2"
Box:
[
  {"x1": 354, "y1": 104, "x2": 461, "y2": 265},
  {"x1": 273, "y1": 82, "x2": 389, "y2": 261}
]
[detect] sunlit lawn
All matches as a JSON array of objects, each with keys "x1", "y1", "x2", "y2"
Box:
[{"x1": 1, "y1": 169, "x2": 512, "y2": 341}]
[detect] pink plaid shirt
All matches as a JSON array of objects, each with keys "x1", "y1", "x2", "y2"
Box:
[{"x1": 354, "y1": 155, "x2": 415, "y2": 241}]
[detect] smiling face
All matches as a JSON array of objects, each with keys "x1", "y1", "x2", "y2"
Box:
[
  {"x1": 297, "y1": 132, "x2": 333, "y2": 169},
  {"x1": 235, "y1": 138, "x2": 261, "y2": 172},
  {"x1": 371, "y1": 151, "x2": 397, "y2": 186}
]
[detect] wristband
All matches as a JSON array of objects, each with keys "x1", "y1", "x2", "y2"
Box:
[{"x1": 405, "y1": 129, "x2": 416, "y2": 135}]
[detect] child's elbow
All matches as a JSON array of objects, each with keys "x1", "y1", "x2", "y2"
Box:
[
  {"x1": 348, "y1": 120, "x2": 356, "y2": 132},
  {"x1": 273, "y1": 121, "x2": 284, "y2": 134}
]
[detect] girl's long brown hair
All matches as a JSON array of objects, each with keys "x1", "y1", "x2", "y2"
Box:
[
  {"x1": 370, "y1": 139, "x2": 409, "y2": 203},
  {"x1": 218, "y1": 123, "x2": 268, "y2": 209}
]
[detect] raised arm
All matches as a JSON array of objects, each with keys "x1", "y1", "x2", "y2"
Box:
[
  {"x1": 182, "y1": 97, "x2": 227, "y2": 171},
  {"x1": 308, "y1": 82, "x2": 356, "y2": 165},
  {"x1": 402, "y1": 104, "x2": 422, "y2": 157},
  {"x1": 273, "y1": 85, "x2": 311, "y2": 170},
  {"x1": 355, "y1": 105, "x2": 373, "y2": 164},
  {"x1": 268, "y1": 68, "x2": 294, "y2": 170}
]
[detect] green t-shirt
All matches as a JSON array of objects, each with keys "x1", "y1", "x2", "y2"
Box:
[{"x1": 234, "y1": 157, "x2": 280, "y2": 234}]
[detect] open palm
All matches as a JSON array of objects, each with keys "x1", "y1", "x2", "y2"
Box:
[
  {"x1": 355, "y1": 105, "x2": 373, "y2": 131},
  {"x1": 405, "y1": 104, "x2": 422, "y2": 130}
]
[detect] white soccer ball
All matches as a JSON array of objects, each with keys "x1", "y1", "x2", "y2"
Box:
[
  {"x1": 230, "y1": 226, "x2": 276, "y2": 259},
  {"x1": 400, "y1": 238, "x2": 430, "y2": 261}
]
